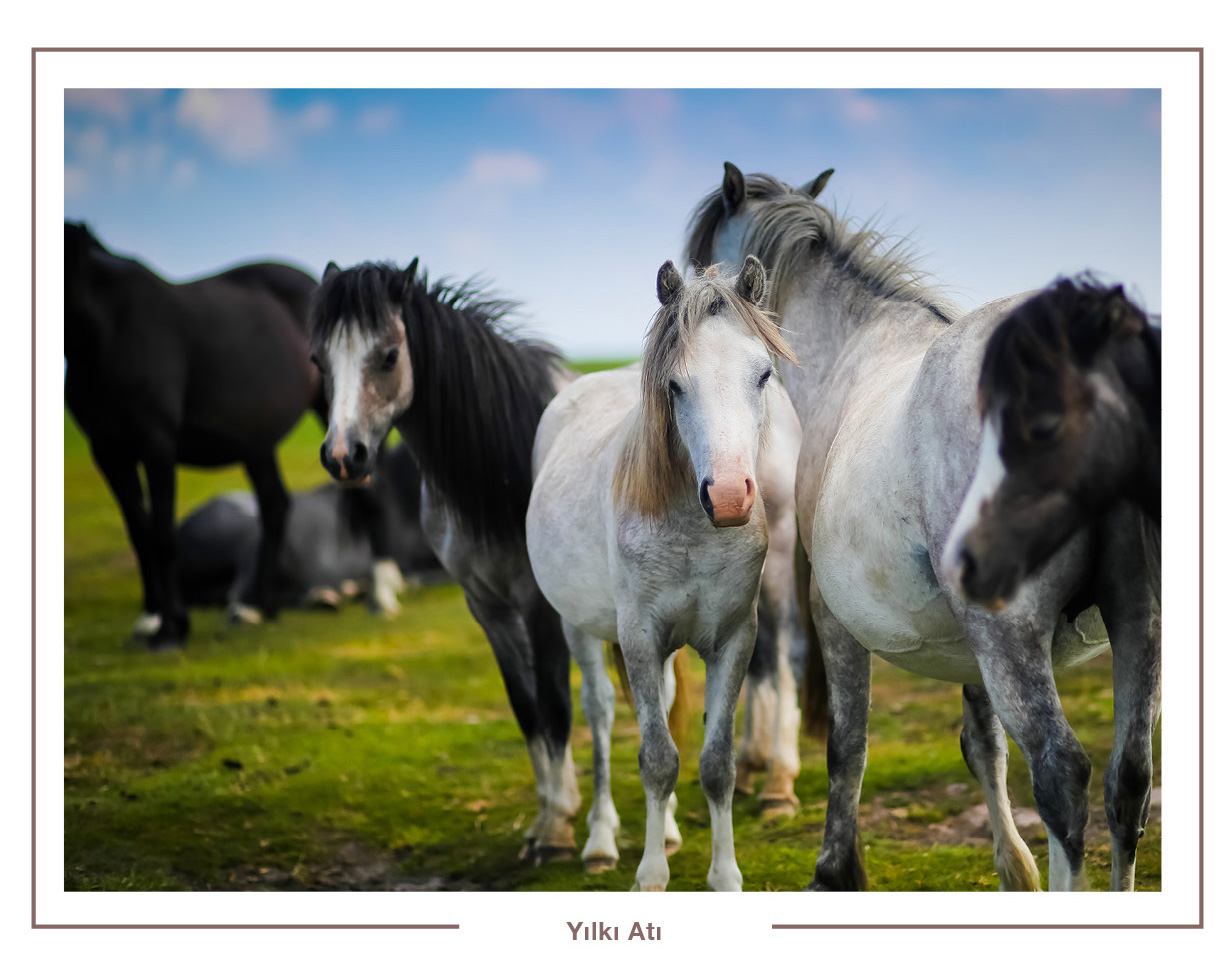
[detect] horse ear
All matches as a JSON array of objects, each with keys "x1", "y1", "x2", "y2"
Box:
[
  {"x1": 722, "y1": 161, "x2": 746, "y2": 215},
  {"x1": 801, "y1": 168, "x2": 834, "y2": 199},
  {"x1": 1104, "y1": 285, "x2": 1144, "y2": 340},
  {"x1": 322, "y1": 261, "x2": 341, "y2": 283},
  {"x1": 391, "y1": 258, "x2": 418, "y2": 304},
  {"x1": 657, "y1": 260, "x2": 684, "y2": 306},
  {"x1": 736, "y1": 255, "x2": 767, "y2": 307}
]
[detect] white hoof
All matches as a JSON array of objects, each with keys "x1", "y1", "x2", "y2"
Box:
[
  {"x1": 225, "y1": 602, "x2": 263, "y2": 626},
  {"x1": 370, "y1": 559, "x2": 405, "y2": 617},
  {"x1": 131, "y1": 613, "x2": 162, "y2": 638}
]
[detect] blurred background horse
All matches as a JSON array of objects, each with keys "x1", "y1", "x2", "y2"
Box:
[{"x1": 177, "y1": 444, "x2": 446, "y2": 612}]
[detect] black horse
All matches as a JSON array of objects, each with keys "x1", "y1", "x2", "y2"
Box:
[
  {"x1": 177, "y1": 444, "x2": 446, "y2": 610},
  {"x1": 65, "y1": 222, "x2": 321, "y2": 648}
]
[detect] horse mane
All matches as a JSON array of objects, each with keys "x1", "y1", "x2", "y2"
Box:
[
  {"x1": 685, "y1": 172, "x2": 962, "y2": 324},
  {"x1": 977, "y1": 275, "x2": 1153, "y2": 416},
  {"x1": 309, "y1": 261, "x2": 565, "y2": 545},
  {"x1": 613, "y1": 265, "x2": 796, "y2": 519}
]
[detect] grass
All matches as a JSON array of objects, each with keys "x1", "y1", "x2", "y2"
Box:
[{"x1": 62, "y1": 375, "x2": 1161, "y2": 893}]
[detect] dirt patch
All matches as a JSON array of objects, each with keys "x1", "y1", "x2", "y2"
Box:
[
  {"x1": 864, "y1": 783, "x2": 1162, "y2": 848},
  {"x1": 226, "y1": 840, "x2": 483, "y2": 891}
]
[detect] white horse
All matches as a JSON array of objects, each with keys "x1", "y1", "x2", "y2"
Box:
[
  {"x1": 687, "y1": 164, "x2": 1160, "y2": 892},
  {"x1": 527, "y1": 257, "x2": 796, "y2": 891}
]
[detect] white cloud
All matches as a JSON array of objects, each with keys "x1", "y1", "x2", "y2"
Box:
[
  {"x1": 356, "y1": 104, "x2": 400, "y2": 136},
  {"x1": 463, "y1": 150, "x2": 546, "y2": 189},
  {"x1": 64, "y1": 89, "x2": 162, "y2": 123},
  {"x1": 174, "y1": 89, "x2": 336, "y2": 163}
]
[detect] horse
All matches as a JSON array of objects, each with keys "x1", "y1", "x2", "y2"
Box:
[
  {"x1": 308, "y1": 259, "x2": 582, "y2": 863},
  {"x1": 65, "y1": 221, "x2": 320, "y2": 648},
  {"x1": 177, "y1": 444, "x2": 446, "y2": 611},
  {"x1": 940, "y1": 277, "x2": 1161, "y2": 609},
  {"x1": 526, "y1": 257, "x2": 797, "y2": 891},
  {"x1": 686, "y1": 164, "x2": 1161, "y2": 892}
]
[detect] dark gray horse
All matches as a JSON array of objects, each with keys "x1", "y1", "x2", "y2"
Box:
[{"x1": 177, "y1": 445, "x2": 445, "y2": 611}]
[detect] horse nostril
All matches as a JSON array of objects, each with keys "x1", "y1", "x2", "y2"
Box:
[
  {"x1": 352, "y1": 441, "x2": 368, "y2": 467},
  {"x1": 699, "y1": 477, "x2": 715, "y2": 518}
]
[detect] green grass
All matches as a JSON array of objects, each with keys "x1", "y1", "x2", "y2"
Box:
[{"x1": 63, "y1": 376, "x2": 1161, "y2": 892}]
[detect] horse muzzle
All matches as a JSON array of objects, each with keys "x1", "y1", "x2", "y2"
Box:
[{"x1": 700, "y1": 474, "x2": 756, "y2": 528}]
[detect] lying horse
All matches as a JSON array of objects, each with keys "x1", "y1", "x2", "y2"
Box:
[
  {"x1": 941, "y1": 277, "x2": 1161, "y2": 608},
  {"x1": 65, "y1": 222, "x2": 319, "y2": 647},
  {"x1": 527, "y1": 258, "x2": 797, "y2": 890},
  {"x1": 688, "y1": 164, "x2": 1160, "y2": 891},
  {"x1": 177, "y1": 445, "x2": 445, "y2": 611}
]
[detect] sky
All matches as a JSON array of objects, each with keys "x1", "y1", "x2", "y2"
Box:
[{"x1": 64, "y1": 88, "x2": 1161, "y2": 359}]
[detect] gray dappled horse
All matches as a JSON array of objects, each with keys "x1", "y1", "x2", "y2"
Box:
[{"x1": 687, "y1": 165, "x2": 1160, "y2": 891}]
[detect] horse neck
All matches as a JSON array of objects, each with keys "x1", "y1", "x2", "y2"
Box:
[
  {"x1": 768, "y1": 259, "x2": 949, "y2": 422},
  {"x1": 394, "y1": 293, "x2": 558, "y2": 543}
]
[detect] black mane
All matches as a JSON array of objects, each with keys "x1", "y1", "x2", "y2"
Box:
[
  {"x1": 309, "y1": 261, "x2": 566, "y2": 546},
  {"x1": 978, "y1": 276, "x2": 1155, "y2": 415}
]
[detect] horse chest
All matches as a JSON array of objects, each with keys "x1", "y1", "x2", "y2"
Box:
[{"x1": 614, "y1": 511, "x2": 767, "y2": 650}]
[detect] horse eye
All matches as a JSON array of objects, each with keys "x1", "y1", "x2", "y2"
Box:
[
  {"x1": 758, "y1": 368, "x2": 772, "y2": 388},
  {"x1": 668, "y1": 379, "x2": 684, "y2": 398},
  {"x1": 381, "y1": 348, "x2": 399, "y2": 372},
  {"x1": 1027, "y1": 414, "x2": 1062, "y2": 442}
]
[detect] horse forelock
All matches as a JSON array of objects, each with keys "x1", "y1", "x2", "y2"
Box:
[
  {"x1": 614, "y1": 265, "x2": 795, "y2": 518},
  {"x1": 685, "y1": 172, "x2": 960, "y2": 323},
  {"x1": 977, "y1": 276, "x2": 1152, "y2": 420},
  {"x1": 308, "y1": 262, "x2": 403, "y2": 351}
]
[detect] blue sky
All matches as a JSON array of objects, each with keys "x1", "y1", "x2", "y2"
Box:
[{"x1": 64, "y1": 88, "x2": 1161, "y2": 358}]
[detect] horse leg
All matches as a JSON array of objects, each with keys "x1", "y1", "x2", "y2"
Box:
[
  {"x1": 563, "y1": 622, "x2": 620, "y2": 872},
  {"x1": 144, "y1": 455, "x2": 188, "y2": 648},
  {"x1": 1097, "y1": 509, "x2": 1162, "y2": 891},
  {"x1": 522, "y1": 592, "x2": 580, "y2": 863},
  {"x1": 240, "y1": 450, "x2": 291, "y2": 622},
  {"x1": 960, "y1": 684, "x2": 1042, "y2": 891},
  {"x1": 969, "y1": 626, "x2": 1092, "y2": 891},
  {"x1": 462, "y1": 591, "x2": 572, "y2": 863},
  {"x1": 90, "y1": 446, "x2": 160, "y2": 637},
  {"x1": 735, "y1": 623, "x2": 773, "y2": 795},
  {"x1": 362, "y1": 453, "x2": 405, "y2": 617},
  {"x1": 808, "y1": 580, "x2": 871, "y2": 891},
  {"x1": 759, "y1": 583, "x2": 803, "y2": 818},
  {"x1": 619, "y1": 625, "x2": 677, "y2": 891},
  {"x1": 661, "y1": 654, "x2": 683, "y2": 854},
  {"x1": 700, "y1": 619, "x2": 759, "y2": 891}
]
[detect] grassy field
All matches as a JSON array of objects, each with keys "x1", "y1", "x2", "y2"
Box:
[{"x1": 62, "y1": 385, "x2": 1161, "y2": 893}]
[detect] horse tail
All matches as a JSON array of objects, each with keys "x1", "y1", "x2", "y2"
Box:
[
  {"x1": 605, "y1": 643, "x2": 694, "y2": 748},
  {"x1": 607, "y1": 641, "x2": 633, "y2": 705},
  {"x1": 667, "y1": 651, "x2": 693, "y2": 749},
  {"x1": 796, "y1": 535, "x2": 829, "y2": 740}
]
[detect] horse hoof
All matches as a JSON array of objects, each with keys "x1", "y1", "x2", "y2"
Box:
[
  {"x1": 226, "y1": 603, "x2": 263, "y2": 626},
  {"x1": 632, "y1": 882, "x2": 666, "y2": 892},
  {"x1": 533, "y1": 845, "x2": 575, "y2": 866},
  {"x1": 304, "y1": 587, "x2": 341, "y2": 611},
  {"x1": 734, "y1": 767, "x2": 758, "y2": 795},
  {"x1": 759, "y1": 796, "x2": 800, "y2": 820},
  {"x1": 131, "y1": 613, "x2": 162, "y2": 639},
  {"x1": 583, "y1": 856, "x2": 619, "y2": 874}
]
